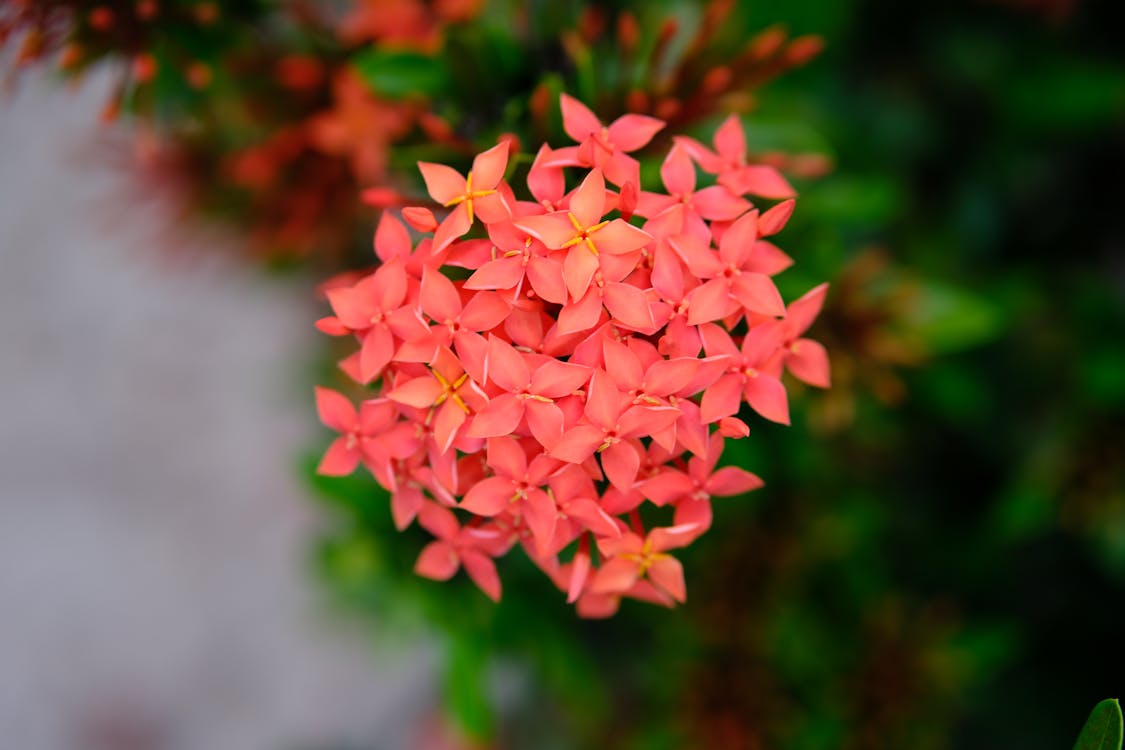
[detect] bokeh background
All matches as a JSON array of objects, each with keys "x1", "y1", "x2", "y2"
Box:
[{"x1": 1, "y1": 0, "x2": 1122, "y2": 748}]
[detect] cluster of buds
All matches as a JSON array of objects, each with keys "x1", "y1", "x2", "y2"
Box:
[{"x1": 315, "y1": 94, "x2": 829, "y2": 617}]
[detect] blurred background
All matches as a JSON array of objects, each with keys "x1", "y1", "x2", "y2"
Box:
[{"x1": 1, "y1": 0, "x2": 1122, "y2": 748}]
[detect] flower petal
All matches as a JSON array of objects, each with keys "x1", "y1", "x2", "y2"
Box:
[
  {"x1": 707, "y1": 466, "x2": 764, "y2": 496},
  {"x1": 607, "y1": 113, "x2": 665, "y2": 151},
  {"x1": 467, "y1": 393, "x2": 523, "y2": 438},
  {"x1": 743, "y1": 373, "x2": 790, "y2": 425},
  {"x1": 461, "y1": 476, "x2": 516, "y2": 516},
  {"x1": 315, "y1": 386, "x2": 356, "y2": 432},
  {"x1": 647, "y1": 557, "x2": 686, "y2": 603},
  {"x1": 700, "y1": 373, "x2": 743, "y2": 423},
  {"x1": 486, "y1": 335, "x2": 530, "y2": 391},
  {"x1": 603, "y1": 282, "x2": 656, "y2": 332},
  {"x1": 415, "y1": 541, "x2": 459, "y2": 581},
  {"x1": 549, "y1": 424, "x2": 605, "y2": 463},
  {"x1": 317, "y1": 437, "x2": 359, "y2": 476},
  {"x1": 560, "y1": 93, "x2": 603, "y2": 143},
  {"x1": 530, "y1": 360, "x2": 591, "y2": 398},
  {"x1": 601, "y1": 441, "x2": 640, "y2": 491},
  {"x1": 470, "y1": 140, "x2": 509, "y2": 189},
  {"x1": 420, "y1": 266, "x2": 463, "y2": 322},
  {"x1": 660, "y1": 144, "x2": 696, "y2": 195},
  {"x1": 418, "y1": 161, "x2": 466, "y2": 205},
  {"x1": 461, "y1": 551, "x2": 502, "y2": 602},
  {"x1": 569, "y1": 169, "x2": 607, "y2": 228}
]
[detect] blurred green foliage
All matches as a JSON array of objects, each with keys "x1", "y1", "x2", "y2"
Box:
[{"x1": 309, "y1": 0, "x2": 1124, "y2": 747}]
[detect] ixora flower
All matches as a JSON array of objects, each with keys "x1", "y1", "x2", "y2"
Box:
[{"x1": 315, "y1": 96, "x2": 829, "y2": 617}]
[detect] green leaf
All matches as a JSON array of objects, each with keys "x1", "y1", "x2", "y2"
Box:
[
  {"x1": 353, "y1": 48, "x2": 448, "y2": 100},
  {"x1": 444, "y1": 634, "x2": 495, "y2": 742},
  {"x1": 907, "y1": 281, "x2": 1005, "y2": 355},
  {"x1": 1074, "y1": 699, "x2": 1124, "y2": 750}
]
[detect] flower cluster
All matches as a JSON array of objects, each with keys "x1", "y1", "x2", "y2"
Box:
[{"x1": 315, "y1": 95, "x2": 829, "y2": 617}]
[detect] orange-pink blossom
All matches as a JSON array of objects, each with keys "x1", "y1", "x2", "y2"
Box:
[{"x1": 315, "y1": 96, "x2": 829, "y2": 617}]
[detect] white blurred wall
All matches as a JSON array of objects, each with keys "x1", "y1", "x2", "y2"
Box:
[{"x1": 0, "y1": 70, "x2": 432, "y2": 750}]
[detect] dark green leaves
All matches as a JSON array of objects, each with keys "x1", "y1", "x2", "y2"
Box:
[
  {"x1": 353, "y1": 48, "x2": 447, "y2": 100},
  {"x1": 1074, "y1": 699, "x2": 1123, "y2": 750}
]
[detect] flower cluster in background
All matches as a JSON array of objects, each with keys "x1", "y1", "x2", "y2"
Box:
[{"x1": 315, "y1": 100, "x2": 828, "y2": 615}]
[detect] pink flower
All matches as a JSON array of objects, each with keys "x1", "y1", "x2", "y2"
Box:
[
  {"x1": 675, "y1": 114, "x2": 797, "y2": 199},
  {"x1": 548, "y1": 94, "x2": 665, "y2": 187},
  {"x1": 419, "y1": 141, "x2": 510, "y2": 253},
  {"x1": 313, "y1": 97, "x2": 829, "y2": 615}
]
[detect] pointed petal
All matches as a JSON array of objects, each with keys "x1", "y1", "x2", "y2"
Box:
[
  {"x1": 707, "y1": 466, "x2": 764, "y2": 496},
  {"x1": 560, "y1": 93, "x2": 603, "y2": 143},
  {"x1": 317, "y1": 437, "x2": 359, "y2": 476},
  {"x1": 661, "y1": 144, "x2": 696, "y2": 195},
  {"x1": 787, "y1": 283, "x2": 829, "y2": 336},
  {"x1": 601, "y1": 338, "x2": 644, "y2": 391},
  {"x1": 687, "y1": 278, "x2": 737, "y2": 325},
  {"x1": 461, "y1": 551, "x2": 502, "y2": 601},
  {"x1": 721, "y1": 165, "x2": 795, "y2": 200},
  {"x1": 315, "y1": 387, "x2": 356, "y2": 432},
  {"x1": 744, "y1": 374, "x2": 790, "y2": 424},
  {"x1": 526, "y1": 257, "x2": 568, "y2": 304},
  {"x1": 603, "y1": 283, "x2": 655, "y2": 331},
  {"x1": 601, "y1": 441, "x2": 640, "y2": 491},
  {"x1": 465, "y1": 256, "x2": 524, "y2": 291},
  {"x1": 607, "y1": 113, "x2": 665, "y2": 151},
  {"x1": 530, "y1": 360, "x2": 591, "y2": 398},
  {"x1": 461, "y1": 476, "x2": 516, "y2": 516},
  {"x1": 358, "y1": 325, "x2": 395, "y2": 383},
  {"x1": 637, "y1": 471, "x2": 695, "y2": 505},
  {"x1": 718, "y1": 209, "x2": 759, "y2": 265},
  {"x1": 787, "y1": 338, "x2": 831, "y2": 388},
  {"x1": 523, "y1": 488, "x2": 558, "y2": 555},
  {"x1": 431, "y1": 202, "x2": 473, "y2": 254},
  {"x1": 486, "y1": 435, "x2": 527, "y2": 479},
  {"x1": 420, "y1": 266, "x2": 463, "y2": 322},
  {"x1": 387, "y1": 376, "x2": 443, "y2": 409},
  {"x1": 520, "y1": 400, "x2": 560, "y2": 448},
  {"x1": 374, "y1": 213, "x2": 413, "y2": 262},
  {"x1": 593, "y1": 219, "x2": 652, "y2": 255},
  {"x1": 563, "y1": 245, "x2": 599, "y2": 301},
  {"x1": 700, "y1": 373, "x2": 744, "y2": 423},
  {"x1": 528, "y1": 144, "x2": 565, "y2": 203},
  {"x1": 417, "y1": 162, "x2": 465, "y2": 205},
  {"x1": 693, "y1": 185, "x2": 751, "y2": 221},
  {"x1": 713, "y1": 114, "x2": 746, "y2": 161},
  {"x1": 467, "y1": 393, "x2": 523, "y2": 438},
  {"x1": 549, "y1": 424, "x2": 605, "y2": 463},
  {"x1": 644, "y1": 357, "x2": 699, "y2": 396},
  {"x1": 486, "y1": 335, "x2": 530, "y2": 391},
  {"x1": 584, "y1": 369, "x2": 624, "y2": 428},
  {"x1": 460, "y1": 291, "x2": 510, "y2": 332},
  {"x1": 557, "y1": 287, "x2": 605, "y2": 335},
  {"x1": 590, "y1": 557, "x2": 640, "y2": 595},
  {"x1": 731, "y1": 273, "x2": 786, "y2": 316},
  {"x1": 432, "y1": 400, "x2": 468, "y2": 453},
  {"x1": 647, "y1": 557, "x2": 686, "y2": 603},
  {"x1": 570, "y1": 169, "x2": 607, "y2": 228},
  {"x1": 567, "y1": 550, "x2": 591, "y2": 603},
  {"x1": 470, "y1": 141, "x2": 509, "y2": 188},
  {"x1": 390, "y1": 486, "x2": 423, "y2": 530}
]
